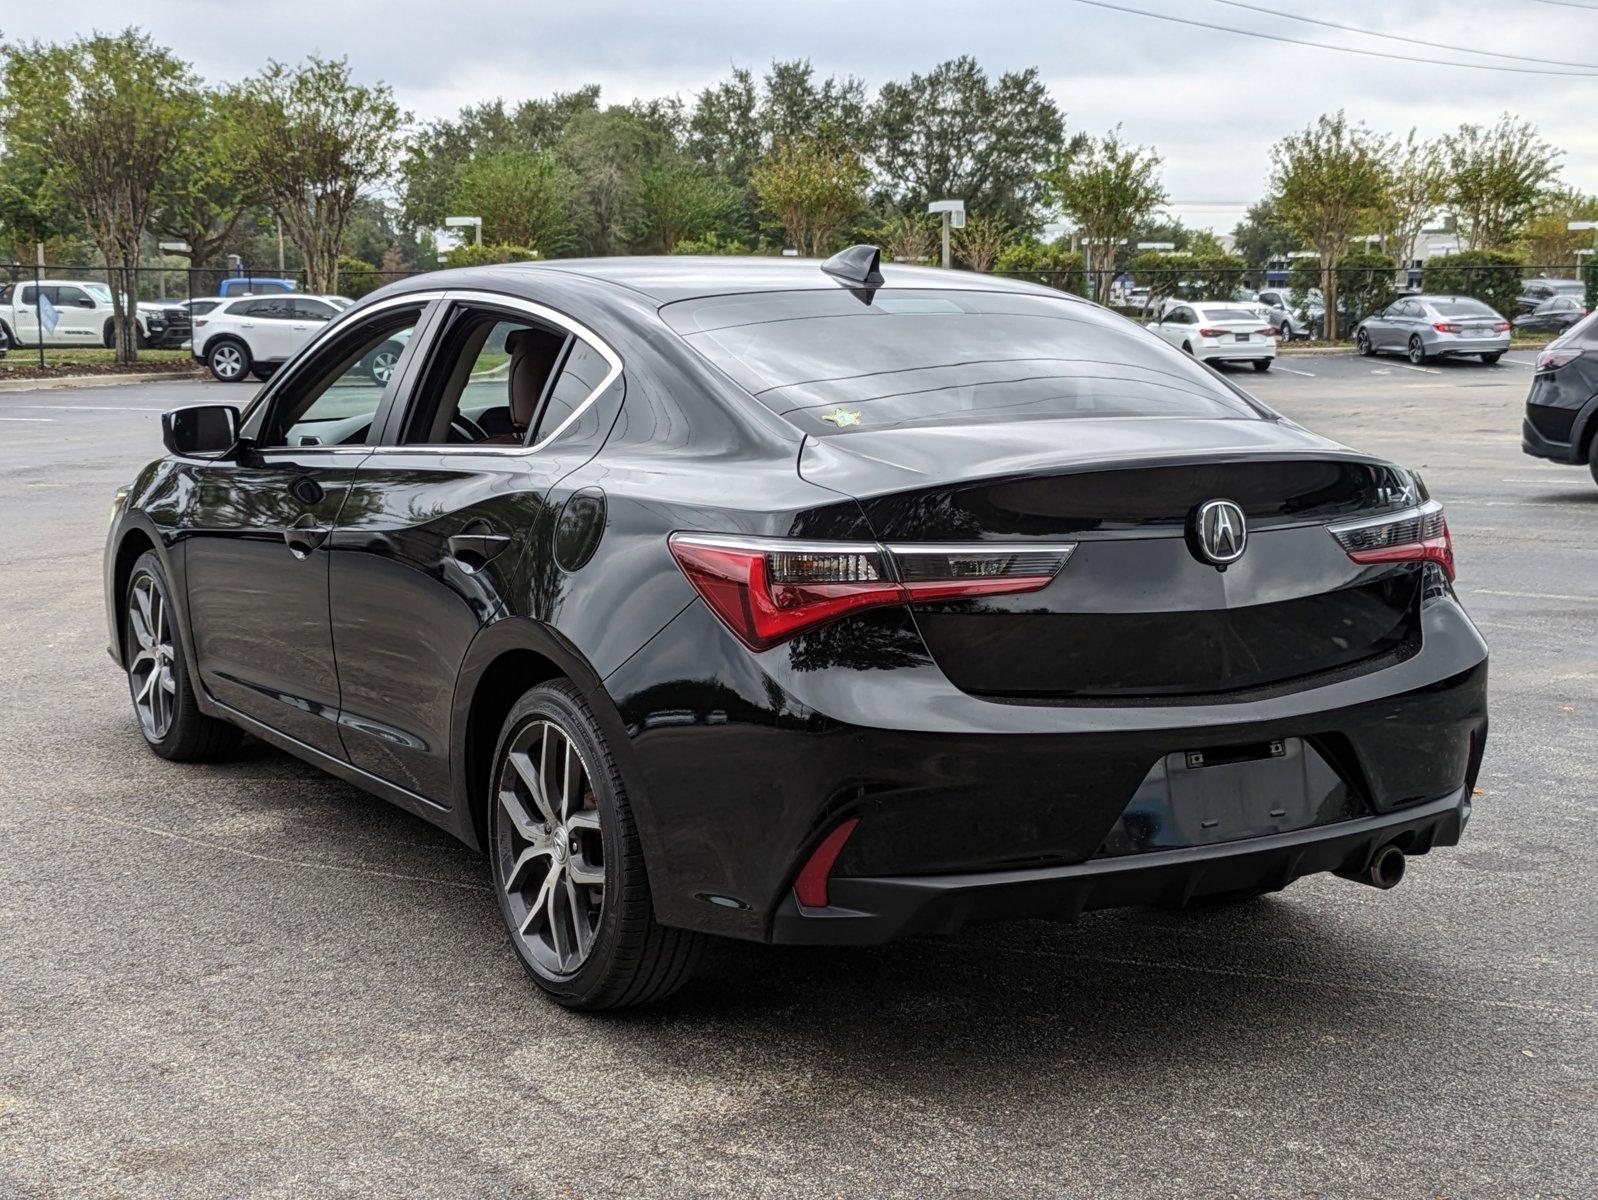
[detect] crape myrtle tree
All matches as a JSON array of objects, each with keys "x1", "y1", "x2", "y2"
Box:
[
  {"x1": 1269, "y1": 112, "x2": 1389, "y2": 341},
  {"x1": 0, "y1": 29, "x2": 201, "y2": 362},
  {"x1": 952, "y1": 213, "x2": 1009, "y2": 273},
  {"x1": 1443, "y1": 115, "x2": 1561, "y2": 252},
  {"x1": 1044, "y1": 127, "x2": 1168, "y2": 305},
  {"x1": 230, "y1": 56, "x2": 407, "y2": 294},
  {"x1": 751, "y1": 135, "x2": 869, "y2": 256},
  {"x1": 153, "y1": 91, "x2": 256, "y2": 270},
  {"x1": 447, "y1": 149, "x2": 578, "y2": 255},
  {"x1": 1374, "y1": 130, "x2": 1447, "y2": 271}
]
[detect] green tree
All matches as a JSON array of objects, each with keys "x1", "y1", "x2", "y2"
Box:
[
  {"x1": 399, "y1": 88, "x2": 600, "y2": 228},
  {"x1": 1230, "y1": 200, "x2": 1301, "y2": 269},
  {"x1": 1374, "y1": 130, "x2": 1447, "y2": 269},
  {"x1": 1517, "y1": 187, "x2": 1598, "y2": 270},
  {"x1": 230, "y1": 56, "x2": 407, "y2": 293},
  {"x1": 1421, "y1": 249, "x2": 1524, "y2": 318},
  {"x1": 554, "y1": 103, "x2": 682, "y2": 256},
  {"x1": 871, "y1": 57, "x2": 1067, "y2": 233},
  {"x1": 871, "y1": 208, "x2": 938, "y2": 265},
  {"x1": 992, "y1": 239, "x2": 1086, "y2": 295},
  {"x1": 637, "y1": 161, "x2": 739, "y2": 252},
  {"x1": 448, "y1": 149, "x2": 577, "y2": 254},
  {"x1": 751, "y1": 136, "x2": 868, "y2": 256},
  {"x1": 0, "y1": 30, "x2": 201, "y2": 361},
  {"x1": 1443, "y1": 115, "x2": 1561, "y2": 251},
  {"x1": 1332, "y1": 250, "x2": 1399, "y2": 326},
  {"x1": 1269, "y1": 112, "x2": 1389, "y2": 340},
  {"x1": 952, "y1": 213, "x2": 1009, "y2": 273},
  {"x1": 1044, "y1": 127, "x2": 1168, "y2": 305},
  {"x1": 153, "y1": 90, "x2": 254, "y2": 270}
]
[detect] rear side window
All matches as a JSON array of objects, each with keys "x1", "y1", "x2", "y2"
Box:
[
  {"x1": 532, "y1": 337, "x2": 610, "y2": 444},
  {"x1": 663, "y1": 288, "x2": 1260, "y2": 435},
  {"x1": 1561, "y1": 309, "x2": 1598, "y2": 348},
  {"x1": 1431, "y1": 299, "x2": 1496, "y2": 317}
]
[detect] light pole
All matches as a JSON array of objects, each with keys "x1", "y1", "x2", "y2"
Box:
[
  {"x1": 157, "y1": 241, "x2": 189, "y2": 301},
  {"x1": 927, "y1": 200, "x2": 965, "y2": 269}
]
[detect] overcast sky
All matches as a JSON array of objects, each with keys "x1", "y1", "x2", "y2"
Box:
[{"x1": 7, "y1": 0, "x2": 1596, "y2": 232}]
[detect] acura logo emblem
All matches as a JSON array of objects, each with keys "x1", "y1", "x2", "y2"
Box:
[{"x1": 1193, "y1": 499, "x2": 1247, "y2": 567}]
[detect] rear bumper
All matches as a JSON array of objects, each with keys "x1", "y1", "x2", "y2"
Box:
[
  {"x1": 1521, "y1": 416, "x2": 1576, "y2": 463},
  {"x1": 1196, "y1": 340, "x2": 1275, "y2": 361},
  {"x1": 606, "y1": 592, "x2": 1489, "y2": 944},
  {"x1": 771, "y1": 788, "x2": 1471, "y2": 944},
  {"x1": 1430, "y1": 335, "x2": 1510, "y2": 356}
]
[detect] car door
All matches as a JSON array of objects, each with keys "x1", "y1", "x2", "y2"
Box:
[
  {"x1": 290, "y1": 298, "x2": 338, "y2": 358},
  {"x1": 51, "y1": 284, "x2": 102, "y2": 343},
  {"x1": 1369, "y1": 301, "x2": 1404, "y2": 350},
  {"x1": 327, "y1": 291, "x2": 625, "y2": 805},
  {"x1": 252, "y1": 296, "x2": 302, "y2": 361},
  {"x1": 180, "y1": 299, "x2": 433, "y2": 757}
]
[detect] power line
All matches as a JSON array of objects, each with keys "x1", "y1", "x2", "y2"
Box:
[
  {"x1": 1063, "y1": 0, "x2": 1598, "y2": 75},
  {"x1": 1209, "y1": 0, "x2": 1598, "y2": 71},
  {"x1": 1527, "y1": 1, "x2": 1598, "y2": 10}
]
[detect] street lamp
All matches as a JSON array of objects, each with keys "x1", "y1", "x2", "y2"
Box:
[
  {"x1": 157, "y1": 241, "x2": 190, "y2": 301},
  {"x1": 927, "y1": 200, "x2": 966, "y2": 269}
]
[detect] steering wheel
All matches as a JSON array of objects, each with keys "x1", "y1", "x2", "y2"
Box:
[{"x1": 448, "y1": 413, "x2": 489, "y2": 443}]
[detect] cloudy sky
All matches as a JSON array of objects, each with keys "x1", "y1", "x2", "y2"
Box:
[{"x1": 8, "y1": 0, "x2": 1596, "y2": 232}]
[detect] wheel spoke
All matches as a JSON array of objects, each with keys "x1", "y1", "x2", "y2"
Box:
[
  {"x1": 547, "y1": 874, "x2": 574, "y2": 966},
  {"x1": 504, "y1": 843, "x2": 553, "y2": 892},
  {"x1": 562, "y1": 740, "x2": 579, "y2": 819},
  {"x1": 129, "y1": 647, "x2": 155, "y2": 671},
  {"x1": 136, "y1": 669, "x2": 159, "y2": 703},
  {"x1": 518, "y1": 862, "x2": 560, "y2": 936},
  {"x1": 565, "y1": 874, "x2": 593, "y2": 958},
  {"x1": 498, "y1": 784, "x2": 546, "y2": 841},
  {"x1": 567, "y1": 851, "x2": 604, "y2": 888},
  {"x1": 508, "y1": 750, "x2": 557, "y2": 827},
  {"x1": 130, "y1": 585, "x2": 154, "y2": 649},
  {"x1": 566, "y1": 810, "x2": 600, "y2": 834}
]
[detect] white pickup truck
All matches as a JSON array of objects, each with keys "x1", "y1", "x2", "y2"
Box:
[{"x1": 0, "y1": 279, "x2": 193, "y2": 349}]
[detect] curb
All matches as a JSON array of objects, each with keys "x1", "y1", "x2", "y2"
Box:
[{"x1": 0, "y1": 369, "x2": 205, "y2": 394}]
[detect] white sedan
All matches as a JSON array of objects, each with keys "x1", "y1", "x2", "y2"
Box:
[{"x1": 1146, "y1": 302, "x2": 1278, "y2": 372}]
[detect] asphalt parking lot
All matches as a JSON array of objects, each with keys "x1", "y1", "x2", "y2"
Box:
[{"x1": 2, "y1": 353, "x2": 1594, "y2": 1200}]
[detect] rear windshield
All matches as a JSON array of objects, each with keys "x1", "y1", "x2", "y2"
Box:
[
  {"x1": 663, "y1": 288, "x2": 1261, "y2": 435},
  {"x1": 1431, "y1": 298, "x2": 1497, "y2": 317},
  {"x1": 1196, "y1": 308, "x2": 1262, "y2": 323}
]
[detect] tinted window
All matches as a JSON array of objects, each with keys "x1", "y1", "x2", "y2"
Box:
[
  {"x1": 257, "y1": 309, "x2": 423, "y2": 448},
  {"x1": 532, "y1": 337, "x2": 610, "y2": 444},
  {"x1": 19, "y1": 286, "x2": 37, "y2": 305},
  {"x1": 55, "y1": 285, "x2": 90, "y2": 307},
  {"x1": 295, "y1": 299, "x2": 336, "y2": 320},
  {"x1": 665, "y1": 288, "x2": 1260, "y2": 436},
  {"x1": 1195, "y1": 308, "x2": 1260, "y2": 324},
  {"x1": 1431, "y1": 299, "x2": 1496, "y2": 317},
  {"x1": 1564, "y1": 310, "x2": 1598, "y2": 348}
]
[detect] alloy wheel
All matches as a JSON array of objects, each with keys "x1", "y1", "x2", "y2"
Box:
[
  {"x1": 127, "y1": 573, "x2": 177, "y2": 740},
  {"x1": 495, "y1": 719, "x2": 606, "y2": 978},
  {"x1": 211, "y1": 344, "x2": 243, "y2": 379},
  {"x1": 371, "y1": 349, "x2": 398, "y2": 385}
]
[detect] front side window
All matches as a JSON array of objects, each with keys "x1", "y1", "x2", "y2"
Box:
[
  {"x1": 255, "y1": 308, "x2": 423, "y2": 448},
  {"x1": 55, "y1": 285, "x2": 90, "y2": 308},
  {"x1": 664, "y1": 288, "x2": 1260, "y2": 437}
]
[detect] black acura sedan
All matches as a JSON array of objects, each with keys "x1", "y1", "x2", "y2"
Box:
[
  {"x1": 105, "y1": 251, "x2": 1489, "y2": 1009},
  {"x1": 1522, "y1": 307, "x2": 1598, "y2": 487}
]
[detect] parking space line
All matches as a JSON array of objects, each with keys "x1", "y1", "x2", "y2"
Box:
[
  {"x1": 1395, "y1": 364, "x2": 1441, "y2": 375},
  {"x1": 0, "y1": 416, "x2": 53, "y2": 422},
  {"x1": 1501, "y1": 357, "x2": 1537, "y2": 367},
  {"x1": 1471, "y1": 588, "x2": 1591, "y2": 603},
  {"x1": 1273, "y1": 365, "x2": 1316, "y2": 377}
]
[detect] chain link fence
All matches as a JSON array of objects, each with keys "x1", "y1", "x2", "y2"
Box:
[{"x1": 2, "y1": 260, "x2": 1592, "y2": 370}]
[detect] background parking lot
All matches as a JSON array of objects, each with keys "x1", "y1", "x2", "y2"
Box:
[{"x1": 1, "y1": 357, "x2": 1594, "y2": 1199}]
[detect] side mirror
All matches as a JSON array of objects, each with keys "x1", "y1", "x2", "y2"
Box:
[
  {"x1": 77, "y1": 296, "x2": 97, "y2": 309},
  {"x1": 162, "y1": 404, "x2": 240, "y2": 458}
]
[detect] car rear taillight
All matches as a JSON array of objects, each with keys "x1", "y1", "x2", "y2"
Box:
[
  {"x1": 1256, "y1": 327, "x2": 1277, "y2": 337},
  {"x1": 1327, "y1": 500, "x2": 1454, "y2": 582},
  {"x1": 1494, "y1": 320, "x2": 1511, "y2": 332},
  {"x1": 667, "y1": 534, "x2": 1076, "y2": 650},
  {"x1": 1197, "y1": 327, "x2": 1231, "y2": 338},
  {"x1": 1433, "y1": 322, "x2": 1462, "y2": 334},
  {"x1": 1536, "y1": 347, "x2": 1585, "y2": 372}
]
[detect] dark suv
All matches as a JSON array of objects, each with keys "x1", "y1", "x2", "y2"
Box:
[{"x1": 1522, "y1": 309, "x2": 1598, "y2": 486}]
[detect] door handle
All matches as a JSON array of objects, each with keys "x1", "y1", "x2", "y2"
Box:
[
  {"x1": 284, "y1": 512, "x2": 329, "y2": 558},
  {"x1": 448, "y1": 531, "x2": 512, "y2": 572}
]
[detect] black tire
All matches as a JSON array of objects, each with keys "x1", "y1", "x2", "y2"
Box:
[
  {"x1": 250, "y1": 366, "x2": 276, "y2": 381},
  {"x1": 0, "y1": 320, "x2": 17, "y2": 351},
  {"x1": 1481, "y1": 352, "x2": 1503, "y2": 365},
  {"x1": 123, "y1": 551, "x2": 242, "y2": 762},
  {"x1": 1356, "y1": 329, "x2": 1374, "y2": 357},
  {"x1": 103, "y1": 320, "x2": 116, "y2": 350},
  {"x1": 1587, "y1": 433, "x2": 1598, "y2": 488},
  {"x1": 1407, "y1": 336, "x2": 1428, "y2": 365},
  {"x1": 1182, "y1": 341, "x2": 1195, "y2": 356},
  {"x1": 206, "y1": 337, "x2": 251, "y2": 383},
  {"x1": 488, "y1": 680, "x2": 704, "y2": 1009},
  {"x1": 1252, "y1": 358, "x2": 1271, "y2": 372}
]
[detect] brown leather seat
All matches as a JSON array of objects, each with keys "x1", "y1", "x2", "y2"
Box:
[{"x1": 480, "y1": 328, "x2": 563, "y2": 444}]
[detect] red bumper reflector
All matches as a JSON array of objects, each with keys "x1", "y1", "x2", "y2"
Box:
[{"x1": 793, "y1": 817, "x2": 860, "y2": 909}]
